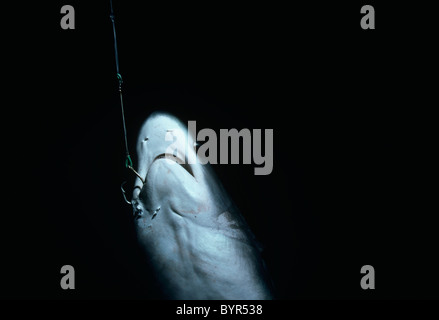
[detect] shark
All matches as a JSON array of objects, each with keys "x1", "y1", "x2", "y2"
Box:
[{"x1": 130, "y1": 111, "x2": 274, "y2": 299}]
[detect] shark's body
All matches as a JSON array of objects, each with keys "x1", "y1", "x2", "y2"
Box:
[{"x1": 131, "y1": 112, "x2": 273, "y2": 299}]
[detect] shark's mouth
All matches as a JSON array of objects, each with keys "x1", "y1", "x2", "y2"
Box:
[
  {"x1": 133, "y1": 152, "x2": 195, "y2": 196},
  {"x1": 131, "y1": 152, "x2": 194, "y2": 221},
  {"x1": 152, "y1": 153, "x2": 195, "y2": 178}
]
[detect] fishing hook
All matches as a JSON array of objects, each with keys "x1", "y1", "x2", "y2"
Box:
[{"x1": 121, "y1": 181, "x2": 132, "y2": 205}]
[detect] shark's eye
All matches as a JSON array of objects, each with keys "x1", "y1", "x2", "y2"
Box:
[{"x1": 143, "y1": 137, "x2": 149, "y2": 142}]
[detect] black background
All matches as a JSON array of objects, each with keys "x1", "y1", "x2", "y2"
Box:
[{"x1": 1, "y1": 1, "x2": 437, "y2": 300}]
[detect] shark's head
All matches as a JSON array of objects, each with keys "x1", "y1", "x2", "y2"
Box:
[
  {"x1": 131, "y1": 111, "x2": 231, "y2": 221},
  {"x1": 132, "y1": 111, "x2": 197, "y2": 199},
  {"x1": 130, "y1": 111, "x2": 273, "y2": 299}
]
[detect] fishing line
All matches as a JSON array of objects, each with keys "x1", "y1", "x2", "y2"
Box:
[{"x1": 109, "y1": 0, "x2": 144, "y2": 201}]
